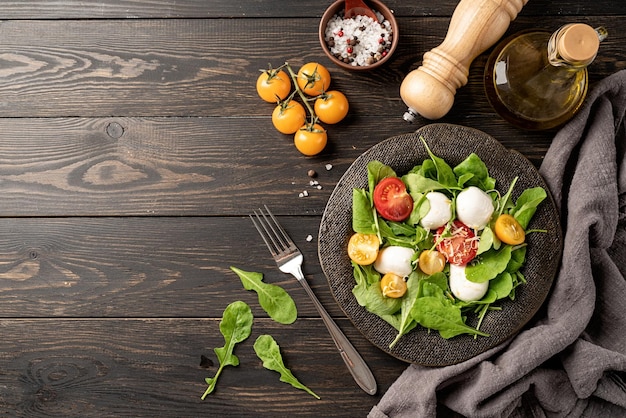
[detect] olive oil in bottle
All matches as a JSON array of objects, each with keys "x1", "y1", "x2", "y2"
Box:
[{"x1": 484, "y1": 24, "x2": 607, "y2": 130}]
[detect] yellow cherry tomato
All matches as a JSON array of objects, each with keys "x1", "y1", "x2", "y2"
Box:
[
  {"x1": 296, "y1": 62, "x2": 331, "y2": 96},
  {"x1": 494, "y1": 214, "x2": 526, "y2": 245},
  {"x1": 256, "y1": 69, "x2": 291, "y2": 103},
  {"x1": 347, "y1": 233, "x2": 380, "y2": 265},
  {"x1": 418, "y1": 250, "x2": 446, "y2": 275},
  {"x1": 380, "y1": 273, "x2": 407, "y2": 298},
  {"x1": 272, "y1": 100, "x2": 306, "y2": 134},
  {"x1": 314, "y1": 90, "x2": 349, "y2": 124},
  {"x1": 294, "y1": 123, "x2": 327, "y2": 156}
]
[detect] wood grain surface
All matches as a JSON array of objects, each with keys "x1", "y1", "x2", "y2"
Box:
[{"x1": 0, "y1": 0, "x2": 624, "y2": 416}]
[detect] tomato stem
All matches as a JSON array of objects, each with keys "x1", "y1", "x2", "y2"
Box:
[
  {"x1": 260, "y1": 62, "x2": 288, "y2": 80},
  {"x1": 284, "y1": 62, "x2": 319, "y2": 128}
]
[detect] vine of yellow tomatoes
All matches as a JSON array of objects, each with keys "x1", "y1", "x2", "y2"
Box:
[{"x1": 256, "y1": 62, "x2": 349, "y2": 156}]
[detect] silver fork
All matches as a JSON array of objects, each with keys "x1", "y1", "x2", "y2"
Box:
[{"x1": 251, "y1": 205, "x2": 377, "y2": 395}]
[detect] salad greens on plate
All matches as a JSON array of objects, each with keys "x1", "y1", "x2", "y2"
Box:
[{"x1": 348, "y1": 138, "x2": 547, "y2": 348}]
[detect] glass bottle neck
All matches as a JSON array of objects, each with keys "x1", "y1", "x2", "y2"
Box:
[{"x1": 547, "y1": 24, "x2": 607, "y2": 69}]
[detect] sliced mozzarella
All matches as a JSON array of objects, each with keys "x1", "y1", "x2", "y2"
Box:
[
  {"x1": 373, "y1": 246, "x2": 415, "y2": 278},
  {"x1": 456, "y1": 186, "x2": 494, "y2": 230},
  {"x1": 420, "y1": 191, "x2": 452, "y2": 230},
  {"x1": 449, "y1": 264, "x2": 489, "y2": 302}
]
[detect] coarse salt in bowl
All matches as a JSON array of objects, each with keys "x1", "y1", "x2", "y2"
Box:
[{"x1": 319, "y1": 0, "x2": 398, "y2": 71}]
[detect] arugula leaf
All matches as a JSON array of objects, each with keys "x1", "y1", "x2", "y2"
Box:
[
  {"x1": 352, "y1": 262, "x2": 402, "y2": 316},
  {"x1": 506, "y1": 246, "x2": 527, "y2": 273},
  {"x1": 456, "y1": 172, "x2": 475, "y2": 188},
  {"x1": 411, "y1": 296, "x2": 490, "y2": 339},
  {"x1": 498, "y1": 177, "x2": 519, "y2": 217},
  {"x1": 202, "y1": 301, "x2": 253, "y2": 399},
  {"x1": 477, "y1": 226, "x2": 496, "y2": 255},
  {"x1": 389, "y1": 273, "x2": 421, "y2": 348},
  {"x1": 403, "y1": 172, "x2": 451, "y2": 193},
  {"x1": 378, "y1": 220, "x2": 430, "y2": 248},
  {"x1": 387, "y1": 220, "x2": 418, "y2": 237},
  {"x1": 489, "y1": 272, "x2": 514, "y2": 300},
  {"x1": 510, "y1": 187, "x2": 547, "y2": 229},
  {"x1": 465, "y1": 246, "x2": 513, "y2": 283},
  {"x1": 453, "y1": 153, "x2": 496, "y2": 190},
  {"x1": 254, "y1": 335, "x2": 320, "y2": 399},
  {"x1": 230, "y1": 266, "x2": 297, "y2": 325},
  {"x1": 406, "y1": 192, "x2": 427, "y2": 226},
  {"x1": 420, "y1": 137, "x2": 457, "y2": 187},
  {"x1": 367, "y1": 160, "x2": 396, "y2": 195},
  {"x1": 352, "y1": 188, "x2": 377, "y2": 235}
]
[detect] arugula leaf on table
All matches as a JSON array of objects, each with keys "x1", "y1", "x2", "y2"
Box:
[
  {"x1": 253, "y1": 334, "x2": 320, "y2": 399},
  {"x1": 230, "y1": 266, "x2": 297, "y2": 325},
  {"x1": 202, "y1": 301, "x2": 253, "y2": 400}
]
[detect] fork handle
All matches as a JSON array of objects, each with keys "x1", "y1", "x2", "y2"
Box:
[{"x1": 297, "y1": 276, "x2": 377, "y2": 395}]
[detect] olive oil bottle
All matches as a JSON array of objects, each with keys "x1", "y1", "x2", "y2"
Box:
[{"x1": 484, "y1": 24, "x2": 607, "y2": 130}]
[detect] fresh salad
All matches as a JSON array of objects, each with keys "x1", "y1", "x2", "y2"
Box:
[{"x1": 348, "y1": 138, "x2": 547, "y2": 348}]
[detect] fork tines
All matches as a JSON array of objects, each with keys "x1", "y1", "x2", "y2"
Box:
[{"x1": 250, "y1": 205, "x2": 296, "y2": 257}]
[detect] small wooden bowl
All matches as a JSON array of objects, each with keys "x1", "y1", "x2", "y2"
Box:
[{"x1": 319, "y1": 0, "x2": 398, "y2": 71}]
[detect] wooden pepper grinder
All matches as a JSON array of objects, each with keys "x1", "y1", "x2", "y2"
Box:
[{"x1": 401, "y1": 0, "x2": 528, "y2": 122}]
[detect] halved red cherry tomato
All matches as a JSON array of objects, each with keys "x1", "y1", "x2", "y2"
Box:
[
  {"x1": 373, "y1": 177, "x2": 414, "y2": 222},
  {"x1": 347, "y1": 233, "x2": 380, "y2": 265},
  {"x1": 435, "y1": 220, "x2": 478, "y2": 266}
]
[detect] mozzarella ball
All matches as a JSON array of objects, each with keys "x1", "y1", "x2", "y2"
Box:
[
  {"x1": 373, "y1": 246, "x2": 415, "y2": 278},
  {"x1": 456, "y1": 186, "x2": 494, "y2": 230},
  {"x1": 449, "y1": 264, "x2": 489, "y2": 302},
  {"x1": 420, "y1": 192, "x2": 452, "y2": 230}
]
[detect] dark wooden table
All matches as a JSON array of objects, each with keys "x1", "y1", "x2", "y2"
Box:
[{"x1": 0, "y1": 1, "x2": 624, "y2": 416}]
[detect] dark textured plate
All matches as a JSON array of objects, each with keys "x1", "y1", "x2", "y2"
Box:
[{"x1": 318, "y1": 123, "x2": 563, "y2": 366}]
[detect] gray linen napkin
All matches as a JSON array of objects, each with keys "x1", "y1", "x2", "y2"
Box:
[{"x1": 369, "y1": 69, "x2": 626, "y2": 418}]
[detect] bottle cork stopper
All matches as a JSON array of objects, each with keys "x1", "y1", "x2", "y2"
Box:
[{"x1": 557, "y1": 24, "x2": 599, "y2": 64}]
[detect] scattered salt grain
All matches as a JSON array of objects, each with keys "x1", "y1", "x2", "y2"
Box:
[
  {"x1": 298, "y1": 190, "x2": 309, "y2": 198},
  {"x1": 306, "y1": 235, "x2": 313, "y2": 242},
  {"x1": 324, "y1": 11, "x2": 393, "y2": 67},
  {"x1": 325, "y1": 164, "x2": 333, "y2": 171}
]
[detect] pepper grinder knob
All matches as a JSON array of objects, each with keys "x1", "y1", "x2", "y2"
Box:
[{"x1": 400, "y1": 0, "x2": 528, "y2": 121}]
